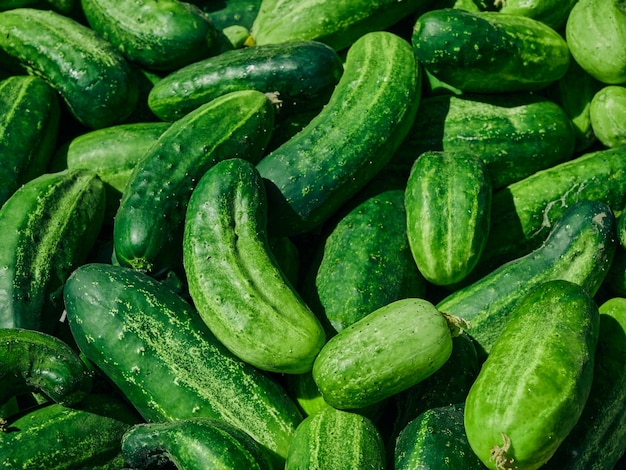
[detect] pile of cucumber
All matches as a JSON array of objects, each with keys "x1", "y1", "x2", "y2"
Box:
[{"x1": 1, "y1": 0, "x2": 626, "y2": 468}]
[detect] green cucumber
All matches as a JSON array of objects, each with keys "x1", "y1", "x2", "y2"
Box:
[
  {"x1": 257, "y1": 31, "x2": 421, "y2": 236},
  {"x1": 113, "y1": 89, "x2": 275, "y2": 274},
  {"x1": 497, "y1": 0, "x2": 576, "y2": 30},
  {"x1": 543, "y1": 297, "x2": 626, "y2": 469},
  {"x1": 464, "y1": 279, "x2": 599, "y2": 470},
  {"x1": 0, "y1": 328, "x2": 92, "y2": 412},
  {"x1": 392, "y1": 92, "x2": 575, "y2": 189},
  {"x1": 437, "y1": 200, "x2": 616, "y2": 358},
  {"x1": 590, "y1": 85, "x2": 626, "y2": 148},
  {"x1": 81, "y1": 0, "x2": 218, "y2": 71},
  {"x1": 412, "y1": 8, "x2": 570, "y2": 93},
  {"x1": 121, "y1": 418, "x2": 279, "y2": 470},
  {"x1": 312, "y1": 297, "x2": 453, "y2": 410},
  {"x1": 0, "y1": 393, "x2": 141, "y2": 469},
  {"x1": 183, "y1": 158, "x2": 326, "y2": 374},
  {"x1": 405, "y1": 150, "x2": 491, "y2": 285},
  {"x1": 202, "y1": 0, "x2": 261, "y2": 30},
  {"x1": 285, "y1": 407, "x2": 386, "y2": 470},
  {"x1": 0, "y1": 75, "x2": 60, "y2": 207},
  {"x1": 63, "y1": 262, "x2": 303, "y2": 461},
  {"x1": 0, "y1": 8, "x2": 138, "y2": 129},
  {"x1": 0, "y1": 169, "x2": 105, "y2": 333},
  {"x1": 148, "y1": 40, "x2": 344, "y2": 121},
  {"x1": 249, "y1": 0, "x2": 434, "y2": 51}
]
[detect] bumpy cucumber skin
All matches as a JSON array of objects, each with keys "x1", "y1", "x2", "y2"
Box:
[
  {"x1": 498, "y1": 0, "x2": 577, "y2": 30},
  {"x1": 0, "y1": 8, "x2": 138, "y2": 129},
  {"x1": 464, "y1": 280, "x2": 599, "y2": 470},
  {"x1": 113, "y1": 89, "x2": 274, "y2": 274},
  {"x1": 257, "y1": 31, "x2": 421, "y2": 236},
  {"x1": 437, "y1": 200, "x2": 616, "y2": 358},
  {"x1": 0, "y1": 169, "x2": 105, "y2": 333},
  {"x1": 312, "y1": 298, "x2": 452, "y2": 410},
  {"x1": 589, "y1": 85, "x2": 626, "y2": 148},
  {"x1": 0, "y1": 75, "x2": 59, "y2": 206},
  {"x1": 285, "y1": 407, "x2": 386, "y2": 470},
  {"x1": 413, "y1": 8, "x2": 570, "y2": 93},
  {"x1": 81, "y1": 0, "x2": 218, "y2": 71},
  {"x1": 0, "y1": 328, "x2": 92, "y2": 409},
  {"x1": 63, "y1": 263, "x2": 303, "y2": 461},
  {"x1": 405, "y1": 150, "x2": 491, "y2": 285},
  {"x1": 148, "y1": 40, "x2": 344, "y2": 121},
  {"x1": 183, "y1": 158, "x2": 326, "y2": 374}
]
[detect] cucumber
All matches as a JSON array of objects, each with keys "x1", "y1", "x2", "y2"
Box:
[
  {"x1": 285, "y1": 407, "x2": 386, "y2": 470},
  {"x1": 0, "y1": 75, "x2": 60, "y2": 207},
  {"x1": 590, "y1": 85, "x2": 626, "y2": 148},
  {"x1": 257, "y1": 31, "x2": 421, "y2": 236},
  {"x1": 249, "y1": 0, "x2": 434, "y2": 51},
  {"x1": 0, "y1": 8, "x2": 138, "y2": 129},
  {"x1": 464, "y1": 279, "x2": 599, "y2": 470},
  {"x1": 81, "y1": 0, "x2": 218, "y2": 71},
  {"x1": 405, "y1": 150, "x2": 491, "y2": 285},
  {"x1": 121, "y1": 418, "x2": 279, "y2": 470},
  {"x1": 392, "y1": 92, "x2": 575, "y2": 189},
  {"x1": 202, "y1": 0, "x2": 261, "y2": 30},
  {"x1": 312, "y1": 297, "x2": 453, "y2": 410},
  {"x1": 183, "y1": 158, "x2": 326, "y2": 374},
  {"x1": 148, "y1": 40, "x2": 344, "y2": 121},
  {"x1": 497, "y1": 0, "x2": 576, "y2": 30},
  {"x1": 437, "y1": 200, "x2": 616, "y2": 358},
  {"x1": 0, "y1": 169, "x2": 105, "y2": 333},
  {"x1": 113, "y1": 89, "x2": 275, "y2": 274},
  {"x1": 63, "y1": 262, "x2": 303, "y2": 461}
]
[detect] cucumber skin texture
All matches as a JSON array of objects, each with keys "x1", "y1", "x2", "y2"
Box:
[
  {"x1": 464, "y1": 280, "x2": 599, "y2": 470},
  {"x1": 589, "y1": 85, "x2": 626, "y2": 148},
  {"x1": 285, "y1": 407, "x2": 386, "y2": 470},
  {"x1": 0, "y1": 328, "x2": 92, "y2": 409},
  {"x1": 412, "y1": 9, "x2": 570, "y2": 93},
  {"x1": 148, "y1": 40, "x2": 344, "y2": 122},
  {"x1": 0, "y1": 169, "x2": 105, "y2": 333},
  {"x1": 113, "y1": 89, "x2": 274, "y2": 274},
  {"x1": 63, "y1": 263, "x2": 303, "y2": 461},
  {"x1": 250, "y1": 0, "x2": 434, "y2": 51},
  {"x1": 122, "y1": 418, "x2": 279, "y2": 470},
  {"x1": 0, "y1": 8, "x2": 138, "y2": 129},
  {"x1": 498, "y1": 0, "x2": 576, "y2": 30},
  {"x1": 544, "y1": 297, "x2": 626, "y2": 470},
  {"x1": 312, "y1": 298, "x2": 453, "y2": 410},
  {"x1": 183, "y1": 158, "x2": 326, "y2": 374},
  {"x1": 0, "y1": 394, "x2": 141, "y2": 470},
  {"x1": 392, "y1": 92, "x2": 575, "y2": 189},
  {"x1": 405, "y1": 150, "x2": 491, "y2": 285},
  {"x1": 257, "y1": 31, "x2": 421, "y2": 237},
  {"x1": 81, "y1": 0, "x2": 217, "y2": 71},
  {"x1": 0, "y1": 75, "x2": 60, "y2": 206},
  {"x1": 437, "y1": 200, "x2": 616, "y2": 358}
]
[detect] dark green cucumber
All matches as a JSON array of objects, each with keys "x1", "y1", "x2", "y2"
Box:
[
  {"x1": 113, "y1": 89, "x2": 274, "y2": 274},
  {"x1": 148, "y1": 40, "x2": 344, "y2": 121},
  {"x1": 0, "y1": 8, "x2": 138, "y2": 129},
  {"x1": 464, "y1": 280, "x2": 599, "y2": 470},
  {"x1": 249, "y1": 0, "x2": 433, "y2": 51},
  {"x1": 0, "y1": 75, "x2": 60, "y2": 207},
  {"x1": 312, "y1": 297, "x2": 453, "y2": 410},
  {"x1": 392, "y1": 92, "x2": 575, "y2": 189},
  {"x1": 543, "y1": 297, "x2": 626, "y2": 469},
  {"x1": 285, "y1": 407, "x2": 386, "y2": 470},
  {"x1": 405, "y1": 150, "x2": 491, "y2": 285},
  {"x1": 437, "y1": 200, "x2": 616, "y2": 358},
  {"x1": 183, "y1": 158, "x2": 326, "y2": 374},
  {"x1": 63, "y1": 263, "x2": 303, "y2": 461},
  {"x1": 0, "y1": 0, "x2": 78, "y2": 15},
  {"x1": 394, "y1": 403, "x2": 485, "y2": 470},
  {"x1": 81, "y1": 0, "x2": 218, "y2": 71},
  {"x1": 122, "y1": 418, "x2": 279, "y2": 470},
  {"x1": 257, "y1": 31, "x2": 421, "y2": 236},
  {"x1": 0, "y1": 169, "x2": 105, "y2": 333},
  {"x1": 201, "y1": 0, "x2": 261, "y2": 30},
  {"x1": 412, "y1": 8, "x2": 570, "y2": 93},
  {"x1": 0, "y1": 393, "x2": 142, "y2": 469},
  {"x1": 0, "y1": 328, "x2": 92, "y2": 412},
  {"x1": 497, "y1": 0, "x2": 577, "y2": 30},
  {"x1": 590, "y1": 85, "x2": 626, "y2": 148}
]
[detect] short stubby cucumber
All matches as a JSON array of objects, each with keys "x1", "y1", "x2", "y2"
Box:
[
  {"x1": 256, "y1": 31, "x2": 421, "y2": 236},
  {"x1": 183, "y1": 158, "x2": 326, "y2": 374},
  {"x1": 589, "y1": 85, "x2": 626, "y2": 148}
]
